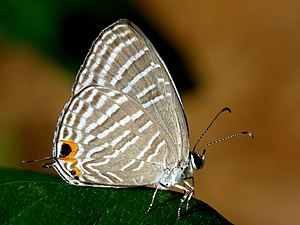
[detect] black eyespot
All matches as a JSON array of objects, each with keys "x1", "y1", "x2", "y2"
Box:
[
  {"x1": 60, "y1": 143, "x2": 72, "y2": 157},
  {"x1": 69, "y1": 170, "x2": 76, "y2": 175},
  {"x1": 74, "y1": 176, "x2": 79, "y2": 180}
]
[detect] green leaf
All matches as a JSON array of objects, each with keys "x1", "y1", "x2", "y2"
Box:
[{"x1": 0, "y1": 168, "x2": 232, "y2": 225}]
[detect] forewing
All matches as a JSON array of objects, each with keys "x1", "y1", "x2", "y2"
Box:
[{"x1": 72, "y1": 19, "x2": 189, "y2": 163}]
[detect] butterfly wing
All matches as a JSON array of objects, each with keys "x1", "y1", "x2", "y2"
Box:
[
  {"x1": 73, "y1": 19, "x2": 189, "y2": 161},
  {"x1": 54, "y1": 86, "x2": 176, "y2": 186},
  {"x1": 53, "y1": 19, "x2": 190, "y2": 187}
]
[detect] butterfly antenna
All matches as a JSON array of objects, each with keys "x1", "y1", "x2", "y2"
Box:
[
  {"x1": 195, "y1": 131, "x2": 254, "y2": 153},
  {"x1": 192, "y1": 107, "x2": 231, "y2": 152}
]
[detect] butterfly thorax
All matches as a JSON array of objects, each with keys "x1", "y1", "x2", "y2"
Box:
[{"x1": 157, "y1": 159, "x2": 193, "y2": 189}]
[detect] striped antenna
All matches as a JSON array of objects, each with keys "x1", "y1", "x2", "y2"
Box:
[
  {"x1": 192, "y1": 107, "x2": 231, "y2": 152},
  {"x1": 195, "y1": 131, "x2": 254, "y2": 153}
]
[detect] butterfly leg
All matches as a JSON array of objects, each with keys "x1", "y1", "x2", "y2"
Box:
[
  {"x1": 182, "y1": 179, "x2": 194, "y2": 211},
  {"x1": 174, "y1": 183, "x2": 192, "y2": 219},
  {"x1": 183, "y1": 177, "x2": 195, "y2": 196},
  {"x1": 145, "y1": 186, "x2": 160, "y2": 214}
]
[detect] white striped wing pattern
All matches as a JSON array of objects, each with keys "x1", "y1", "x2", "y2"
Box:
[{"x1": 52, "y1": 19, "x2": 190, "y2": 188}]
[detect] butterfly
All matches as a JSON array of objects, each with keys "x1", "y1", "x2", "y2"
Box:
[{"x1": 24, "y1": 19, "x2": 253, "y2": 218}]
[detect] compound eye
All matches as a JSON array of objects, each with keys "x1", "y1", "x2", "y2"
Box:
[{"x1": 190, "y1": 152, "x2": 205, "y2": 170}]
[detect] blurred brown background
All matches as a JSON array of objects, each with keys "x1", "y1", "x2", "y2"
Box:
[{"x1": 1, "y1": 0, "x2": 299, "y2": 224}]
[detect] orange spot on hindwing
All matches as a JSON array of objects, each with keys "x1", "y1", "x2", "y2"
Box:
[
  {"x1": 59, "y1": 140, "x2": 79, "y2": 165},
  {"x1": 59, "y1": 140, "x2": 83, "y2": 178},
  {"x1": 71, "y1": 167, "x2": 82, "y2": 176}
]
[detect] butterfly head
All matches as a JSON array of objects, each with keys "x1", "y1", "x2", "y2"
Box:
[{"x1": 189, "y1": 150, "x2": 205, "y2": 171}]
